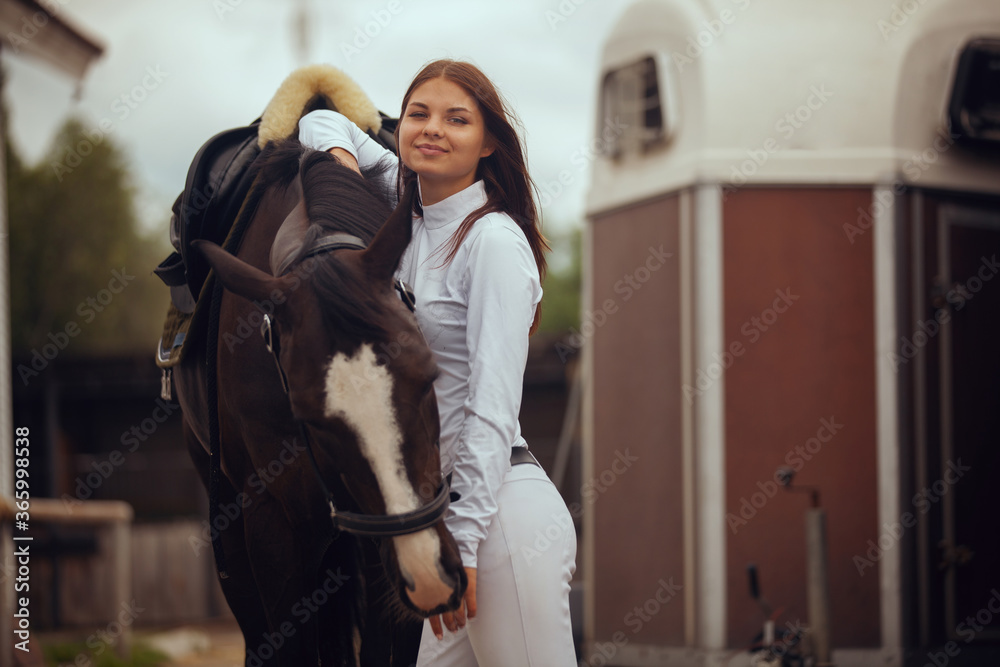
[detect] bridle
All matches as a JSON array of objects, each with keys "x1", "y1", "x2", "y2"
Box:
[{"x1": 263, "y1": 231, "x2": 449, "y2": 538}]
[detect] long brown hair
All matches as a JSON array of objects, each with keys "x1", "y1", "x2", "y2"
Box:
[{"x1": 394, "y1": 59, "x2": 550, "y2": 334}]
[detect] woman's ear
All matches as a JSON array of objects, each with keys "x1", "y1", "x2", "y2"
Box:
[{"x1": 480, "y1": 135, "x2": 496, "y2": 159}]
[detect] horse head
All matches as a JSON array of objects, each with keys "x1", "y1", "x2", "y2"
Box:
[{"x1": 194, "y1": 147, "x2": 466, "y2": 618}]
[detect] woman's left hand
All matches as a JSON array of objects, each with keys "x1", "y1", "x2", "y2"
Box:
[{"x1": 429, "y1": 567, "x2": 477, "y2": 640}]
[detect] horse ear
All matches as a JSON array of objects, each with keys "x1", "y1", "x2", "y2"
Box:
[
  {"x1": 362, "y1": 180, "x2": 418, "y2": 283},
  {"x1": 194, "y1": 240, "x2": 284, "y2": 304}
]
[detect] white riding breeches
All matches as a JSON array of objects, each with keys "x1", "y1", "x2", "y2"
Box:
[{"x1": 415, "y1": 462, "x2": 578, "y2": 666}]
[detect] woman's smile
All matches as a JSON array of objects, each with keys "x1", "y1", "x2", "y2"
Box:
[{"x1": 416, "y1": 143, "x2": 448, "y2": 156}]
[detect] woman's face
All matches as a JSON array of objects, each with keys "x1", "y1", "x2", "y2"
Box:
[{"x1": 398, "y1": 77, "x2": 494, "y2": 206}]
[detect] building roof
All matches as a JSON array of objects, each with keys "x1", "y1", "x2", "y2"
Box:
[
  {"x1": 0, "y1": 0, "x2": 104, "y2": 81},
  {"x1": 588, "y1": 0, "x2": 1000, "y2": 215}
]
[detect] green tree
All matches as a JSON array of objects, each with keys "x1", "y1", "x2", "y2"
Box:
[
  {"x1": 8, "y1": 116, "x2": 170, "y2": 360},
  {"x1": 538, "y1": 226, "x2": 581, "y2": 335}
]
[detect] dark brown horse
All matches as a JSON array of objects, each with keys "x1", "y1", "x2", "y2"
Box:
[{"x1": 174, "y1": 140, "x2": 466, "y2": 665}]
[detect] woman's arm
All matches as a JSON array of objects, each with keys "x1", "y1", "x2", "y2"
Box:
[
  {"x1": 298, "y1": 109, "x2": 398, "y2": 187},
  {"x1": 445, "y1": 219, "x2": 542, "y2": 569}
]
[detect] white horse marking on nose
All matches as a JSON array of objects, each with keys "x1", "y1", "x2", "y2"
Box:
[{"x1": 324, "y1": 343, "x2": 414, "y2": 514}]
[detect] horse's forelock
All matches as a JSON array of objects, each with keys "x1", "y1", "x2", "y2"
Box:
[
  {"x1": 252, "y1": 138, "x2": 309, "y2": 189},
  {"x1": 289, "y1": 145, "x2": 399, "y2": 343},
  {"x1": 298, "y1": 149, "x2": 394, "y2": 241}
]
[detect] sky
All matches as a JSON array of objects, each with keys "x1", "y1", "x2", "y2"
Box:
[{"x1": 5, "y1": 0, "x2": 635, "y2": 244}]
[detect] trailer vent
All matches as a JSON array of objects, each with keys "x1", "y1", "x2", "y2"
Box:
[
  {"x1": 948, "y1": 38, "x2": 1000, "y2": 145},
  {"x1": 601, "y1": 55, "x2": 667, "y2": 158}
]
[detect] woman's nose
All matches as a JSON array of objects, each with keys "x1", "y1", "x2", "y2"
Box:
[{"x1": 424, "y1": 117, "x2": 442, "y2": 137}]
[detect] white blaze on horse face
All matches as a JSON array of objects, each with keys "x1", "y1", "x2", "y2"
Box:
[
  {"x1": 323, "y1": 343, "x2": 454, "y2": 610},
  {"x1": 324, "y1": 343, "x2": 413, "y2": 513}
]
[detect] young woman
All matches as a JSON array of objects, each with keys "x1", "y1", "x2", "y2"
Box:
[{"x1": 298, "y1": 60, "x2": 577, "y2": 665}]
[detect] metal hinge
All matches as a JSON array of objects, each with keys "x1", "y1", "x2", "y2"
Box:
[
  {"x1": 161, "y1": 368, "x2": 172, "y2": 402},
  {"x1": 938, "y1": 540, "x2": 975, "y2": 570}
]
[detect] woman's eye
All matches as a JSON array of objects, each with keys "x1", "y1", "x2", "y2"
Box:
[
  {"x1": 449, "y1": 117, "x2": 468, "y2": 125},
  {"x1": 408, "y1": 111, "x2": 426, "y2": 119}
]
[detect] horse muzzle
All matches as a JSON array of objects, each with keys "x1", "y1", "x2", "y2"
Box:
[{"x1": 394, "y1": 525, "x2": 466, "y2": 615}]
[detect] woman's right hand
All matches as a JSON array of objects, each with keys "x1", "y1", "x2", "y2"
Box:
[{"x1": 429, "y1": 567, "x2": 477, "y2": 639}]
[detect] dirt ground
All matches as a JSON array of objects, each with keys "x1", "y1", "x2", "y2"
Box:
[{"x1": 144, "y1": 620, "x2": 244, "y2": 667}]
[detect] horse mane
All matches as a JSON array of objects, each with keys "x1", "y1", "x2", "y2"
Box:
[{"x1": 281, "y1": 141, "x2": 399, "y2": 343}]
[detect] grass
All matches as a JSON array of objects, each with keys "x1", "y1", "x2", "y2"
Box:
[{"x1": 42, "y1": 640, "x2": 169, "y2": 667}]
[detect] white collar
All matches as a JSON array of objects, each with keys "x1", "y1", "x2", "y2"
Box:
[{"x1": 419, "y1": 180, "x2": 488, "y2": 230}]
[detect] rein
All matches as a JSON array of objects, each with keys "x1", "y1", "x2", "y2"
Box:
[{"x1": 263, "y1": 232, "x2": 447, "y2": 538}]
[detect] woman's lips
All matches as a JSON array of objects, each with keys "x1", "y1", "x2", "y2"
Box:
[{"x1": 416, "y1": 144, "x2": 447, "y2": 155}]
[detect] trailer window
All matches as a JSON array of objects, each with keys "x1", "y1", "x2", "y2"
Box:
[{"x1": 601, "y1": 56, "x2": 665, "y2": 158}]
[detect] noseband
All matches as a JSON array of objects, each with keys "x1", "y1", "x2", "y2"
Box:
[{"x1": 264, "y1": 232, "x2": 448, "y2": 538}]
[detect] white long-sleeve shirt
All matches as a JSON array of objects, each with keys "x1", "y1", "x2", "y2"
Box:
[{"x1": 299, "y1": 110, "x2": 542, "y2": 568}]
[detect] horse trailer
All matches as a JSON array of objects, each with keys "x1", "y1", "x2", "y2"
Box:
[{"x1": 582, "y1": 1, "x2": 1000, "y2": 665}]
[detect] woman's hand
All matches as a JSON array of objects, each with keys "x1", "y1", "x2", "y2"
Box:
[
  {"x1": 429, "y1": 567, "x2": 477, "y2": 640},
  {"x1": 327, "y1": 147, "x2": 361, "y2": 175}
]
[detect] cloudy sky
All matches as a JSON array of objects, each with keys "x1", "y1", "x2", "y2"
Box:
[{"x1": 6, "y1": 0, "x2": 635, "y2": 239}]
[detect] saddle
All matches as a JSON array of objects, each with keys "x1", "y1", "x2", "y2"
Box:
[
  {"x1": 154, "y1": 122, "x2": 261, "y2": 312},
  {"x1": 155, "y1": 64, "x2": 398, "y2": 374}
]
